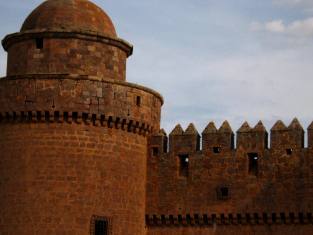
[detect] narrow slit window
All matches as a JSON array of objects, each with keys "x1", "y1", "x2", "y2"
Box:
[
  {"x1": 136, "y1": 96, "x2": 141, "y2": 107},
  {"x1": 94, "y1": 219, "x2": 108, "y2": 235},
  {"x1": 248, "y1": 153, "x2": 258, "y2": 176},
  {"x1": 35, "y1": 38, "x2": 43, "y2": 49},
  {"x1": 178, "y1": 154, "x2": 189, "y2": 177}
]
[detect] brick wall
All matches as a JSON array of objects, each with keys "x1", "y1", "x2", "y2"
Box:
[
  {"x1": 0, "y1": 74, "x2": 162, "y2": 235},
  {"x1": 148, "y1": 224, "x2": 313, "y2": 235},
  {"x1": 0, "y1": 122, "x2": 148, "y2": 235},
  {"x1": 146, "y1": 121, "x2": 313, "y2": 234},
  {"x1": 6, "y1": 37, "x2": 128, "y2": 81},
  {"x1": 0, "y1": 76, "x2": 162, "y2": 132}
]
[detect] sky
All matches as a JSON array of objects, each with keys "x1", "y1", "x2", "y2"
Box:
[{"x1": 0, "y1": 0, "x2": 313, "y2": 140}]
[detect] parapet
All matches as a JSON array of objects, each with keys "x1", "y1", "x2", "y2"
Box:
[
  {"x1": 150, "y1": 119, "x2": 312, "y2": 155},
  {"x1": 169, "y1": 123, "x2": 200, "y2": 153},
  {"x1": 271, "y1": 118, "x2": 304, "y2": 150},
  {"x1": 237, "y1": 121, "x2": 268, "y2": 151},
  {"x1": 202, "y1": 121, "x2": 234, "y2": 153}
]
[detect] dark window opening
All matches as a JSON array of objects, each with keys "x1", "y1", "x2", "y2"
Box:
[
  {"x1": 248, "y1": 153, "x2": 258, "y2": 176},
  {"x1": 152, "y1": 147, "x2": 159, "y2": 157},
  {"x1": 136, "y1": 96, "x2": 141, "y2": 107},
  {"x1": 221, "y1": 187, "x2": 228, "y2": 197},
  {"x1": 213, "y1": 146, "x2": 221, "y2": 153},
  {"x1": 217, "y1": 186, "x2": 229, "y2": 200},
  {"x1": 178, "y1": 154, "x2": 189, "y2": 177},
  {"x1": 286, "y1": 148, "x2": 293, "y2": 155},
  {"x1": 36, "y1": 38, "x2": 43, "y2": 49},
  {"x1": 94, "y1": 219, "x2": 108, "y2": 235}
]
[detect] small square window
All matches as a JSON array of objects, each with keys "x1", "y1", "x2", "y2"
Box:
[
  {"x1": 213, "y1": 146, "x2": 221, "y2": 153},
  {"x1": 286, "y1": 148, "x2": 293, "y2": 155},
  {"x1": 217, "y1": 186, "x2": 230, "y2": 200},
  {"x1": 221, "y1": 187, "x2": 228, "y2": 197}
]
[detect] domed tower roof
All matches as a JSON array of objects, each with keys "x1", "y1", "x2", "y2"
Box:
[
  {"x1": 2, "y1": 0, "x2": 134, "y2": 79},
  {"x1": 21, "y1": 0, "x2": 117, "y2": 38}
]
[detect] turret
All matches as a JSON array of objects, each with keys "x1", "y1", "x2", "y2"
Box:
[
  {"x1": 202, "y1": 121, "x2": 234, "y2": 153},
  {"x1": 0, "y1": 1, "x2": 163, "y2": 234},
  {"x1": 2, "y1": 0, "x2": 132, "y2": 81}
]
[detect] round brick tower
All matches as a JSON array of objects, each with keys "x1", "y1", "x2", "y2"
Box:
[{"x1": 0, "y1": 1, "x2": 162, "y2": 235}]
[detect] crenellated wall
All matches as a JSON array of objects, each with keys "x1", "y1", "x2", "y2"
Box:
[{"x1": 146, "y1": 119, "x2": 313, "y2": 234}]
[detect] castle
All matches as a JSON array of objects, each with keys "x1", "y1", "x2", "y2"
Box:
[{"x1": 0, "y1": 1, "x2": 313, "y2": 235}]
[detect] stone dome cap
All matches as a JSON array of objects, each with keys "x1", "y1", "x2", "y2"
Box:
[{"x1": 21, "y1": 0, "x2": 117, "y2": 38}]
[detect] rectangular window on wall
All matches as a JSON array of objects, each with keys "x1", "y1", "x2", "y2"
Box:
[
  {"x1": 178, "y1": 154, "x2": 189, "y2": 177},
  {"x1": 217, "y1": 186, "x2": 230, "y2": 200},
  {"x1": 95, "y1": 220, "x2": 107, "y2": 235},
  {"x1": 91, "y1": 216, "x2": 110, "y2": 235},
  {"x1": 35, "y1": 38, "x2": 43, "y2": 49},
  {"x1": 248, "y1": 153, "x2": 258, "y2": 176},
  {"x1": 136, "y1": 96, "x2": 141, "y2": 107}
]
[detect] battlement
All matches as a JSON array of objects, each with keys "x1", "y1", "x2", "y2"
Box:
[{"x1": 150, "y1": 119, "x2": 313, "y2": 155}]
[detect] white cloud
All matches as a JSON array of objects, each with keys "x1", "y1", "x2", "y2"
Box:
[
  {"x1": 129, "y1": 32, "x2": 313, "y2": 135},
  {"x1": 265, "y1": 20, "x2": 286, "y2": 33},
  {"x1": 251, "y1": 17, "x2": 313, "y2": 37},
  {"x1": 288, "y1": 17, "x2": 313, "y2": 35}
]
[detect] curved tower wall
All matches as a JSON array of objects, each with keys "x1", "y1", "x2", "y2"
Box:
[
  {"x1": 0, "y1": 1, "x2": 162, "y2": 234},
  {"x1": 4, "y1": 33, "x2": 131, "y2": 80},
  {"x1": 0, "y1": 122, "x2": 147, "y2": 235}
]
